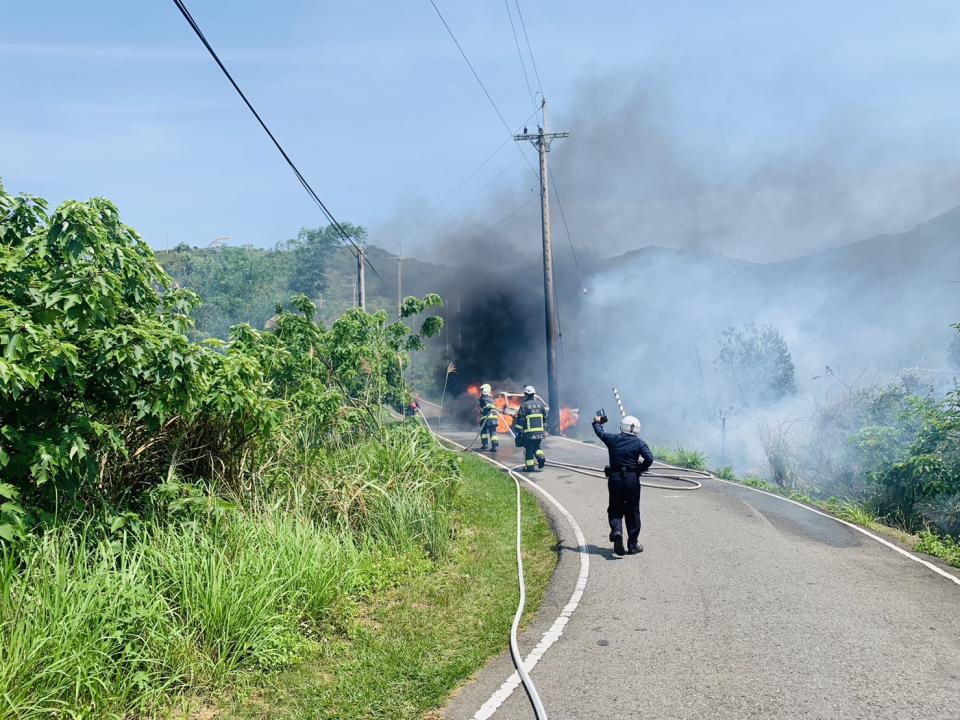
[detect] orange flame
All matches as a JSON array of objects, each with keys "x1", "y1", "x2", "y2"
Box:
[
  {"x1": 559, "y1": 407, "x2": 579, "y2": 434},
  {"x1": 493, "y1": 394, "x2": 521, "y2": 433},
  {"x1": 466, "y1": 384, "x2": 480, "y2": 398}
]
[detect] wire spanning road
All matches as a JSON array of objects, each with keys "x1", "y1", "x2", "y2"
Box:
[{"x1": 437, "y1": 427, "x2": 960, "y2": 720}]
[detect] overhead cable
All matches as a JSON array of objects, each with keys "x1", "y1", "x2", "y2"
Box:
[
  {"x1": 504, "y1": 0, "x2": 539, "y2": 119},
  {"x1": 428, "y1": 0, "x2": 539, "y2": 180},
  {"x1": 170, "y1": 0, "x2": 380, "y2": 279}
]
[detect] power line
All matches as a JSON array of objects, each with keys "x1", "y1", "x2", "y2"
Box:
[
  {"x1": 504, "y1": 0, "x2": 538, "y2": 118},
  {"x1": 428, "y1": 0, "x2": 538, "y2": 180},
  {"x1": 513, "y1": 0, "x2": 545, "y2": 102},
  {"x1": 440, "y1": 153, "x2": 526, "y2": 223},
  {"x1": 477, "y1": 193, "x2": 538, "y2": 236},
  {"x1": 170, "y1": 0, "x2": 381, "y2": 280},
  {"x1": 549, "y1": 164, "x2": 610, "y2": 372},
  {"x1": 426, "y1": 107, "x2": 539, "y2": 222},
  {"x1": 548, "y1": 166, "x2": 587, "y2": 295}
]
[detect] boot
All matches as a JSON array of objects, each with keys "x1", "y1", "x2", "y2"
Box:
[{"x1": 612, "y1": 533, "x2": 625, "y2": 556}]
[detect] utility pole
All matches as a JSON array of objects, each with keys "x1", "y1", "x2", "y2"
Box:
[
  {"x1": 397, "y1": 240, "x2": 403, "y2": 317},
  {"x1": 356, "y1": 247, "x2": 366, "y2": 310},
  {"x1": 515, "y1": 98, "x2": 569, "y2": 434}
]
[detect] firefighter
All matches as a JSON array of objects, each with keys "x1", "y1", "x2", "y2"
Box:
[
  {"x1": 479, "y1": 396, "x2": 500, "y2": 452},
  {"x1": 592, "y1": 413, "x2": 654, "y2": 556},
  {"x1": 477, "y1": 384, "x2": 497, "y2": 451},
  {"x1": 514, "y1": 385, "x2": 547, "y2": 472}
]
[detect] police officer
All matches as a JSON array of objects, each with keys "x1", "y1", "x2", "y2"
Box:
[
  {"x1": 592, "y1": 413, "x2": 654, "y2": 556},
  {"x1": 478, "y1": 384, "x2": 499, "y2": 452},
  {"x1": 514, "y1": 385, "x2": 547, "y2": 472}
]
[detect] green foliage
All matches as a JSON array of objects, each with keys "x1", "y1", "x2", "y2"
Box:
[
  {"x1": 948, "y1": 323, "x2": 960, "y2": 372},
  {"x1": 654, "y1": 445, "x2": 708, "y2": 471},
  {"x1": 851, "y1": 389, "x2": 960, "y2": 533},
  {"x1": 0, "y1": 424, "x2": 462, "y2": 719},
  {"x1": 713, "y1": 466, "x2": 737, "y2": 481},
  {"x1": 157, "y1": 223, "x2": 373, "y2": 340},
  {"x1": 0, "y1": 186, "x2": 272, "y2": 511},
  {"x1": 282, "y1": 223, "x2": 365, "y2": 298},
  {"x1": 159, "y1": 244, "x2": 294, "y2": 339},
  {"x1": 0, "y1": 184, "x2": 446, "y2": 528},
  {"x1": 716, "y1": 323, "x2": 797, "y2": 406},
  {"x1": 0, "y1": 184, "x2": 484, "y2": 718},
  {"x1": 827, "y1": 497, "x2": 880, "y2": 527},
  {"x1": 914, "y1": 530, "x2": 960, "y2": 567}
]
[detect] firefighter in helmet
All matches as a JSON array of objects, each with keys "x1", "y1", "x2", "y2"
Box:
[
  {"x1": 478, "y1": 383, "x2": 499, "y2": 452},
  {"x1": 513, "y1": 385, "x2": 547, "y2": 471}
]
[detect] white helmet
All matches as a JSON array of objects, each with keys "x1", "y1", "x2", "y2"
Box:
[
  {"x1": 523, "y1": 385, "x2": 536, "y2": 396},
  {"x1": 480, "y1": 383, "x2": 492, "y2": 394},
  {"x1": 620, "y1": 415, "x2": 641, "y2": 436}
]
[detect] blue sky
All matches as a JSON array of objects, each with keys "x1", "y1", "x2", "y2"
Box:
[{"x1": 4, "y1": 1, "x2": 960, "y2": 261}]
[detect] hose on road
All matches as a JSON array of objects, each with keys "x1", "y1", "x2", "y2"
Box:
[
  {"x1": 415, "y1": 408, "x2": 550, "y2": 720},
  {"x1": 545, "y1": 458, "x2": 706, "y2": 490}
]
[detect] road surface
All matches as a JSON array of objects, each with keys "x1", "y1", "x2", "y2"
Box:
[{"x1": 438, "y1": 428, "x2": 960, "y2": 720}]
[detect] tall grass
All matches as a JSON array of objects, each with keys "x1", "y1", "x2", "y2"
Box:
[
  {"x1": 0, "y1": 423, "x2": 460, "y2": 719},
  {"x1": 654, "y1": 445, "x2": 709, "y2": 471}
]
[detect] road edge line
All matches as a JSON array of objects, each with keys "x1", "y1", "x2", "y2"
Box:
[
  {"x1": 553, "y1": 435, "x2": 960, "y2": 587},
  {"x1": 433, "y1": 431, "x2": 590, "y2": 719}
]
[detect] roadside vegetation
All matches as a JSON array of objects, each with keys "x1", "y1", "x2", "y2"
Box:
[
  {"x1": 0, "y1": 183, "x2": 554, "y2": 719},
  {"x1": 681, "y1": 320, "x2": 960, "y2": 568}
]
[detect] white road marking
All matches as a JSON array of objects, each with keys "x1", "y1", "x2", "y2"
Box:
[
  {"x1": 427, "y1": 425, "x2": 590, "y2": 719},
  {"x1": 470, "y1": 455, "x2": 590, "y2": 720},
  {"x1": 555, "y1": 434, "x2": 960, "y2": 587}
]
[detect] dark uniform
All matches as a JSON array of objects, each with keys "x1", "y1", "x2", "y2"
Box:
[
  {"x1": 514, "y1": 397, "x2": 548, "y2": 471},
  {"x1": 592, "y1": 420, "x2": 654, "y2": 552},
  {"x1": 479, "y1": 394, "x2": 499, "y2": 451}
]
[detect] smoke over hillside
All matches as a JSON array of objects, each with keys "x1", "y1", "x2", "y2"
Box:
[{"x1": 386, "y1": 75, "x2": 960, "y2": 470}]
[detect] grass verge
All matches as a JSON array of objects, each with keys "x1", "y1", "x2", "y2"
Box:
[{"x1": 216, "y1": 452, "x2": 556, "y2": 720}]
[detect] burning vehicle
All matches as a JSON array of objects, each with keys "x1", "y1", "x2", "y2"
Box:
[{"x1": 465, "y1": 384, "x2": 579, "y2": 434}]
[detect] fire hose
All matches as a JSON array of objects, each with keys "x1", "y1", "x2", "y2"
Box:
[
  {"x1": 545, "y1": 459, "x2": 705, "y2": 490},
  {"x1": 415, "y1": 407, "x2": 550, "y2": 720},
  {"x1": 463, "y1": 409, "x2": 708, "y2": 491},
  {"x1": 414, "y1": 406, "x2": 709, "y2": 720}
]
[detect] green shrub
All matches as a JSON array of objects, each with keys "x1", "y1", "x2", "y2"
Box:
[
  {"x1": 0, "y1": 185, "x2": 272, "y2": 512},
  {"x1": 713, "y1": 466, "x2": 737, "y2": 481},
  {"x1": 673, "y1": 447, "x2": 708, "y2": 471},
  {"x1": 914, "y1": 530, "x2": 960, "y2": 567},
  {"x1": 828, "y1": 498, "x2": 879, "y2": 527}
]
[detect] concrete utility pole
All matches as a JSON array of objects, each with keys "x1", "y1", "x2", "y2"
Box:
[
  {"x1": 356, "y1": 246, "x2": 366, "y2": 310},
  {"x1": 515, "y1": 98, "x2": 569, "y2": 433},
  {"x1": 397, "y1": 240, "x2": 403, "y2": 316}
]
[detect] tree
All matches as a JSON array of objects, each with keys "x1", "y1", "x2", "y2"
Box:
[
  {"x1": 716, "y1": 323, "x2": 797, "y2": 406},
  {"x1": 0, "y1": 185, "x2": 268, "y2": 512},
  {"x1": 948, "y1": 323, "x2": 960, "y2": 372},
  {"x1": 284, "y1": 223, "x2": 366, "y2": 298}
]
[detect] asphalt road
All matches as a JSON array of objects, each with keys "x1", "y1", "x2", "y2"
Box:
[{"x1": 438, "y1": 429, "x2": 960, "y2": 720}]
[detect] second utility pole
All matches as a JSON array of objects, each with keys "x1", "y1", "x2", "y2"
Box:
[
  {"x1": 515, "y1": 99, "x2": 569, "y2": 434},
  {"x1": 356, "y1": 246, "x2": 366, "y2": 310}
]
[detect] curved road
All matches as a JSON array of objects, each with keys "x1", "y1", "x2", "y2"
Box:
[{"x1": 439, "y1": 430, "x2": 960, "y2": 720}]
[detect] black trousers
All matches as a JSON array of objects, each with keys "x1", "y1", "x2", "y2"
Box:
[
  {"x1": 523, "y1": 437, "x2": 545, "y2": 469},
  {"x1": 607, "y1": 471, "x2": 642, "y2": 548}
]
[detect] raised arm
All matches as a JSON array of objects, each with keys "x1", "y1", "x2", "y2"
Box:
[{"x1": 592, "y1": 418, "x2": 612, "y2": 445}]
